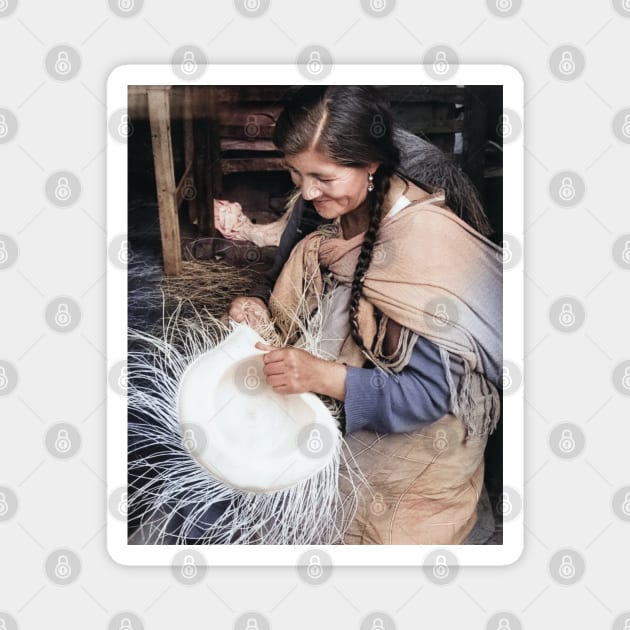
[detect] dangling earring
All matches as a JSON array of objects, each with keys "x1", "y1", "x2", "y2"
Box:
[{"x1": 367, "y1": 173, "x2": 374, "y2": 192}]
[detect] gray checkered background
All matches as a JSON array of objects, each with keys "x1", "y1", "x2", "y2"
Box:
[{"x1": 1, "y1": 0, "x2": 629, "y2": 628}]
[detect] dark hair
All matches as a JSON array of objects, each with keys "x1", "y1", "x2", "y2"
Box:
[
  {"x1": 274, "y1": 86, "x2": 401, "y2": 355},
  {"x1": 274, "y1": 86, "x2": 491, "y2": 357}
]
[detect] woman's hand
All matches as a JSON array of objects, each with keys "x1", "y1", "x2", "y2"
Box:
[
  {"x1": 255, "y1": 342, "x2": 347, "y2": 400},
  {"x1": 228, "y1": 296, "x2": 270, "y2": 326}
]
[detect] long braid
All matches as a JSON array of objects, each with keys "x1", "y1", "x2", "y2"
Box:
[{"x1": 348, "y1": 170, "x2": 392, "y2": 355}]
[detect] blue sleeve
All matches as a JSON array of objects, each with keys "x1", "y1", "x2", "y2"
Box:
[{"x1": 344, "y1": 335, "x2": 461, "y2": 434}]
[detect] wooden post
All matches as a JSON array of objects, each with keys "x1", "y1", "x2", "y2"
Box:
[
  {"x1": 147, "y1": 87, "x2": 181, "y2": 276},
  {"x1": 182, "y1": 86, "x2": 199, "y2": 227},
  {"x1": 191, "y1": 88, "x2": 210, "y2": 236},
  {"x1": 207, "y1": 86, "x2": 222, "y2": 236}
]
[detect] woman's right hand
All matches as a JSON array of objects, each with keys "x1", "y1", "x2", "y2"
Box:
[{"x1": 228, "y1": 296, "x2": 270, "y2": 326}]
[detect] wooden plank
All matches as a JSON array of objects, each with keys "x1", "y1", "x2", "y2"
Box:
[
  {"x1": 147, "y1": 87, "x2": 181, "y2": 276},
  {"x1": 385, "y1": 85, "x2": 466, "y2": 104},
  {"x1": 220, "y1": 139, "x2": 279, "y2": 151},
  {"x1": 221, "y1": 157, "x2": 287, "y2": 174}
]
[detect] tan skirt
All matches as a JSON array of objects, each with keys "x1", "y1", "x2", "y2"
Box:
[{"x1": 339, "y1": 414, "x2": 487, "y2": 545}]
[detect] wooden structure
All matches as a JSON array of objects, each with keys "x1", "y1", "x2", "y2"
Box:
[{"x1": 129, "y1": 85, "x2": 501, "y2": 276}]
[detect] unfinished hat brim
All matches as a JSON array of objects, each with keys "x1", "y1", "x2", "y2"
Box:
[{"x1": 178, "y1": 324, "x2": 339, "y2": 493}]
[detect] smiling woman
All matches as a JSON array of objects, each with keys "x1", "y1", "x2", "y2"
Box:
[{"x1": 222, "y1": 85, "x2": 502, "y2": 544}]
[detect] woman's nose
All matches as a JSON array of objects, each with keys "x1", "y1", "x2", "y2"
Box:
[{"x1": 300, "y1": 178, "x2": 321, "y2": 201}]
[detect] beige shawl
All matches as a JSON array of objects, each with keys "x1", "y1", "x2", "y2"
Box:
[{"x1": 270, "y1": 196, "x2": 503, "y2": 438}]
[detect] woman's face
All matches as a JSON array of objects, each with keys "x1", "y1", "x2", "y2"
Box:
[{"x1": 283, "y1": 148, "x2": 378, "y2": 220}]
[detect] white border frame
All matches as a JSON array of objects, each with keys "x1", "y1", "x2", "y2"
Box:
[{"x1": 107, "y1": 64, "x2": 523, "y2": 566}]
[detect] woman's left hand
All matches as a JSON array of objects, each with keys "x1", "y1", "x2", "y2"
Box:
[{"x1": 255, "y1": 342, "x2": 347, "y2": 400}]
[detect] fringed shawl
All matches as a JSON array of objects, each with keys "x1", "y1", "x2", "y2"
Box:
[{"x1": 270, "y1": 195, "x2": 503, "y2": 438}]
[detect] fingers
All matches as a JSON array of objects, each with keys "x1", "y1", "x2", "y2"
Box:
[{"x1": 255, "y1": 341, "x2": 276, "y2": 352}]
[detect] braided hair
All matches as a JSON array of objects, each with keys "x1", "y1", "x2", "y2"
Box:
[{"x1": 274, "y1": 86, "x2": 401, "y2": 356}]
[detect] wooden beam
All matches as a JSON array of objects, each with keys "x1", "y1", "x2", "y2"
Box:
[
  {"x1": 175, "y1": 162, "x2": 194, "y2": 209},
  {"x1": 182, "y1": 86, "x2": 199, "y2": 226},
  {"x1": 147, "y1": 87, "x2": 181, "y2": 276}
]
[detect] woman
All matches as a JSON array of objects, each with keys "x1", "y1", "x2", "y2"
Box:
[{"x1": 223, "y1": 86, "x2": 502, "y2": 544}]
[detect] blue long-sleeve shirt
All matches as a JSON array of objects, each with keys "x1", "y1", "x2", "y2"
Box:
[{"x1": 344, "y1": 335, "x2": 462, "y2": 433}]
